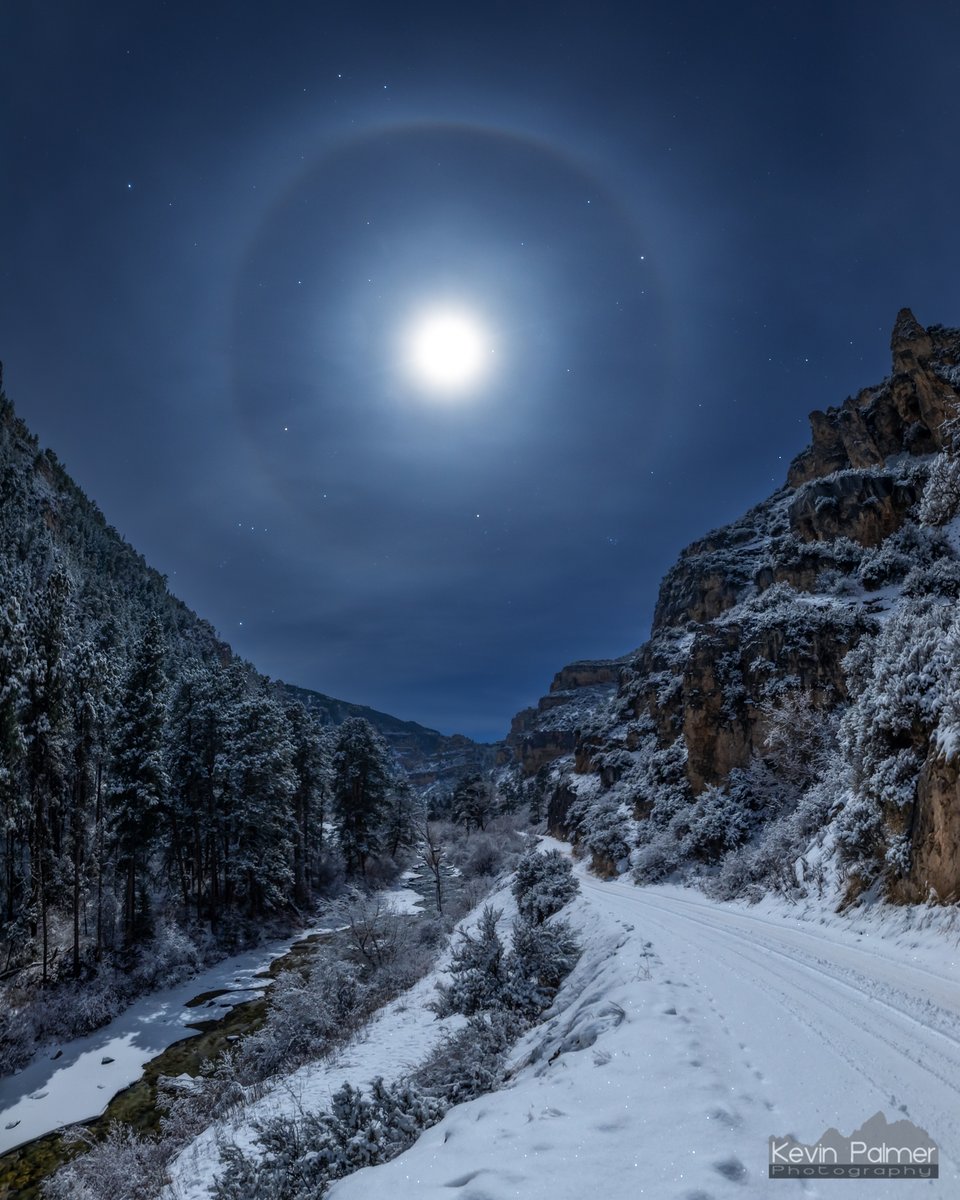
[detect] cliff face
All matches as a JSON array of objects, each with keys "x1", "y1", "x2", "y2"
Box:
[
  {"x1": 499, "y1": 658, "x2": 625, "y2": 777},
  {"x1": 787, "y1": 309, "x2": 959, "y2": 485},
  {"x1": 509, "y1": 311, "x2": 960, "y2": 904}
]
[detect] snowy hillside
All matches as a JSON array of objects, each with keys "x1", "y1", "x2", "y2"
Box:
[{"x1": 167, "y1": 842, "x2": 960, "y2": 1198}]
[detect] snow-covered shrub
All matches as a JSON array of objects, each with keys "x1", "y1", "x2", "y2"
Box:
[
  {"x1": 631, "y1": 814, "x2": 687, "y2": 881},
  {"x1": 212, "y1": 1078, "x2": 446, "y2": 1200},
  {"x1": 42, "y1": 1124, "x2": 169, "y2": 1200},
  {"x1": 903, "y1": 557, "x2": 960, "y2": 598},
  {"x1": 581, "y1": 798, "x2": 634, "y2": 871},
  {"x1": 833, "y1": 791, "x2": 887, "y2": 873},
  {"x1": 157, "y1": 1056, "x2": 246, "y2": 1144},
  {"x1": 858, "y1": 522, "x2": 951, "y2": 591},
  {"x1": 414, "y1": 1010, "x2": 522, "y2": 1103},
  {"x1": 459, "y1": 832, "x2": 500, "y2": 877},
  {"x1": 709, "y1": 764, "x2": 840, "y2": 902},
  {"x1": 919, "y1": 449, "x2": 960, "y2": 526},
  {"x1": 511, "y1": 848, "x2": 579, "y2": 924},
  {"x1": 430, "y1": 905, "x2": 508, "y2": 1017},
  {"x1": 504, "y1": 915, "x2": 580, "y2": 1016},
  {"x1": 679, "y1": 784, "x2": 754, "y2": 861},
  {"x1": 449, "y1": 816, "x2": 526, "y2": 881},
  {"x1": 837, "y1": 597, "x2": 960, "y2": 884},
  {"x1": 237, "y1": 951, "x2": 366, "y2": 1081},
  {"x1": 857, "y1": 543, "x2": 913, "y2": 589}
]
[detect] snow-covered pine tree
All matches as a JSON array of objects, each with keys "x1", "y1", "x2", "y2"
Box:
[
  {"x1": 383, "y1": 777, "x2": 418, "y2": 858},
  {"x1": 431, "y1": 904, "x2": 507, "y2": 1016},
  {"x1": 107, "y1": 614, "x2": 169, "y2": 946},
  {"x1": 66, "y1": 640, "x2": 109, "y2": 976},
  {"x1": 452, "y1": 772, "x2": 494, "y2": 832},
  {"x1": 22, "y1": 564, "x2": 72, "y2": 982},
  {"x1": 0, "y1": 589, "x2": 28, "y2": 954},
  {"x1": 221, "y1": 684, "x2": 297, "y2": 918},
  {"x1": 284, "y1": 698, "x2": 330, "y2": 907},
  {"x1": 331, "y1": 716, "x2": 393, "y2": 877},
  {"x1": 511, "y1": 847, "x2": 579, "y2": 924}
]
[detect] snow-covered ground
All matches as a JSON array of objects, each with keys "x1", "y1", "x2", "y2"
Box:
[
  {"x1": 384, "y1": 888, "x2": 424, "y2": 914},
  {"x1": 168, "y1": 848, "x2": 960, "y2": 1197},
  {"x1": 163, "y1": 891, "x2": 509, "y2": 1199},
  {"x1": 0, "y1": 922, "x2": 336, "y2": 1155}
]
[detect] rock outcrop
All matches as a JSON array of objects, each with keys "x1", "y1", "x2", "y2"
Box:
[
  {"x1": 500, "y1": 657, "x2": 626, "y2": 776},
  {"x1": 787, "y1": 309, "x2": 959, "y2": 486},
  {"x1": 908, "y1": 752, "x2": 960, "y2": 903}
]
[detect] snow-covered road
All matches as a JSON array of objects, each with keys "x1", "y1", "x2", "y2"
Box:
[
  {"x1": 331, "y1": 860, "x2": 957, "y2": 1198},
  {"x1": 582, "y1": 875, "x2": 959, "y2": 1189}
]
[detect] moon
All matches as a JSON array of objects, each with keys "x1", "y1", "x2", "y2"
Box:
[{"x1": 402, "y1": 307, "x2": 494, "y2": 395}]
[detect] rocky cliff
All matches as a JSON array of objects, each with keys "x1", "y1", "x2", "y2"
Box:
[
  {"x1": 499, "y1": 658, "x2": 626, "y2": 776},
  {"x1": 513, "y1": 311, "x2": 960, "y2": 905}
]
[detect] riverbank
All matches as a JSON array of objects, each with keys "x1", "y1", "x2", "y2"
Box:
[{"x1": 0, "y1": 925, "x2": 332, "y2": 1200}]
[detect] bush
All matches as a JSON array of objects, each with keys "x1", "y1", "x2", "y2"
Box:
[
  {"x1": 236, "y1": 952, "x2": 366, "y2": 1082},
  {"x1": 212, "y1": 1077, "x2": 447, "y2": 1200},
  {"x1": 511, "y1": 849, "x2": 579, "y2": 924},
  {"x1": 919, "y1": 450, "x2": 960, "y2": 526},
  {"x1": 414, "y1": 1010, "x2": 523, "y2": 1103},
  {"x1": 504, "y1": 916, "x2": 580, "y2": 1016},
  {"x1": 680, "y1": 784, "x2": 754, "y2": 862},
  {"x1": 42, "y1": 1124, "x2": 169, "y2": 1200},
  {"x1": 431, "y1": 906, "x2": 508, "y2": 1018}
]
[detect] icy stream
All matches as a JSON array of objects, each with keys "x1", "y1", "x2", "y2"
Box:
[{"x1": 0, "y1": 923, "x2": 335, "y2": 1155}]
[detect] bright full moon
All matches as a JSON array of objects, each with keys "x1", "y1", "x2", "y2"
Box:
[{"x1": 403, "y1": 308, "x2": 493, "y2": 395}]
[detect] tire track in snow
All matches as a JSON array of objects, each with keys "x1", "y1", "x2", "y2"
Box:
[{"x1": 579, "y1": 875, "x2": 959, "y2": 1189}]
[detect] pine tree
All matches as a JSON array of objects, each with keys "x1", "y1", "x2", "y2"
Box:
[
  {"x1": 511, "y1": 848, "x2": 579, "y2": 924},
  {"x1": 285, "y1": 700, "x2": 329, "y2": 907},
  {"x1": 452, "y1": 773, "x2": 493, "y2": 832},
  {"x1": 383, "y1": 777, "x2": 417, "y2": 858},
  {"x1": 22, "y1": 565, "x2": 72, "y2": 983},
  {"x1": 66, "y1": 640, "x2": 108, "y2": 976},
  {"x1": 107, "y1": 615, "x2": 168, "y2": 945},
  {"x1": 331, "y1": 717, "x2": 393, "y2": 876},
  {"x1": 222, "y1": 685, "x2": 297, "y2": 917},
  {"x1": 431, "y1": 905, "x2": 507, "y2": 1016},
  {"x1": 0, "y1": 590, "x2": 28, "y2": 953},
  {"x1": 166, "y1": 660, "x2": 228, "y2": 923}
]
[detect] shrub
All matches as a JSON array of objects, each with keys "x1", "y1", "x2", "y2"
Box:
[
  {"x1": 42, "y1": 1124, "x2": 169, "y2": 1200},
  {"x1": 504, "y1": 916, "x2": 580, "y2": 1017},
  {"x1": 511, "y1": 849, "x2": 579, "y2": 924},
  {"x1": 212, "y1": 1077, "x2": 446, "y2": 1200},
  {"x1": 430, "y1": 905, "x2": 507, "y2": 1017},
  {"x1": 414, "y1": 1010, "x2": 522, "y2": 1103}
]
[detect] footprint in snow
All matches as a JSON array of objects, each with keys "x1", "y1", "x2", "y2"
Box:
[
  {"x1": 30, "y1": 1091, "x2": 48, "y2": 1100},
  {"x1": 4, "y1": 1120, "x2": 19, "y2": 1130},
  {"x1": 714, "y1": 1156, "x2": 748, "y2": 1182}
]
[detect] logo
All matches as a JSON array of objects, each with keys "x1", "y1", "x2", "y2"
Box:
[{"x1": 769, "y1": 1112, "x2": 938, "y2": 1180}]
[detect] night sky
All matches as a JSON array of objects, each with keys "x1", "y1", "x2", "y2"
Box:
[{"x1": 3, "y1": 3, "x2": 960, "y2": 741}]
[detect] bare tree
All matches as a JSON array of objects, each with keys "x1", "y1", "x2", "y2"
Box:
[{"x1": 415, "y1": 817, "x2": 446, "y2": 914}]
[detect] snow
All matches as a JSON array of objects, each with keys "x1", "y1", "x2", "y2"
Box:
[
  {"x1": 163, "y1": 894, "x2": 512, "y2": 1200},
  {"x1": 384, "y1": 887, "x2": 426, "y2": 915},
  {"x1": 166, "y1": 845, "x2": 960, "y2": 1197},
  {"x1": 0, "y1": 924, "x2": 335, "y2": 1154},
  {"x1": 333, "y1": 848, "x2": 960, "y2": 1199}
]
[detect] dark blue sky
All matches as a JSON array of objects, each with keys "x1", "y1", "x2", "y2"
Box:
[{"x1": 3, "y1": 2, "x2": 960, "y2": 740}]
